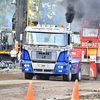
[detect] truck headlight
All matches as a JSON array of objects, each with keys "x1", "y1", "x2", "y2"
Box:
[
  {"x1": 67, "y1": 51, "x2": 69, "y2": 55},
  {"x1": 24, "y1": 64, "x2": 30, "y2": 67},
  {"x1": 57, "y1": 66, "x2": 66, "y2": 68},
  {"x1": 58, "y1": 66, "x2": 61, "y2": 68},
  {"x1": 61, "y1": 66, "x2": 63, "y2": 68}
]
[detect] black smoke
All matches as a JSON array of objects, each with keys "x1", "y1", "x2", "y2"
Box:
[
  {"x1": 65, "y1": 6, "x2": 75, "y2": 23},
  {"x1": 61, "y1": 0, "x2": 100, "y2": 23}
]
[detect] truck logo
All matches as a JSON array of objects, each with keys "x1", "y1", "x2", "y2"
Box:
[{"x1": 42, "y1": 55, "x2": 46, "y2": 59}]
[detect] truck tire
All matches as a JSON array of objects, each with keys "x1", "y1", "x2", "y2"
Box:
[
  {"x1": 25, "y1": 73, "x2": 33, "y2": 79},
  {"x1": 72, "y1": 63, "x2": 81, "y2": 81},
  {"x1": 63, "y1": 64, "x2": 72, "y2": 81},
  {"x1": 36, "y1": 75, "x2": 42, "y2": 80},
  {"x1": 42, "y1": 75, "x2": 49, "y2": 80}
]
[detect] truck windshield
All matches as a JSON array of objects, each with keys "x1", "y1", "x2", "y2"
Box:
[
  {"x1": 1, "y1": 32, "x2": 14, "y2": 51},
  {"x1": 82, "y1": 28, "x2": 98, "y2": 37},
  {"x1": 24, "y1": 32, "x2": 67, "y2": 46}
]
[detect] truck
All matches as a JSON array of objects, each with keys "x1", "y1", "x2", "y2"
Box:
[
  {"x1": 0, "y1": 29, "x2": 17, "y2": 70},
  {"x1": 12, "y1": 0, "x2": 81, "y2": 81},
  {"x1": 21, "y1": 23, "x2": 81, "y2": 81},
  {"x1": 72, "y1": 20, "x2": 100, "y2": 79}
]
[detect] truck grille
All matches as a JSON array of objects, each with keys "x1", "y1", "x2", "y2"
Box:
[
  {"x1": 34, "y1": 69, "x2": 53, "y2": 72},
  {"x1": 31, "y1": 51, "x2": 57, "y2": 61}
]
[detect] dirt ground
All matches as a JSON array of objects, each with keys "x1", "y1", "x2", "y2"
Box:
[{"x1": 0, "y1": 71, "x2": 100, "y2": 100}]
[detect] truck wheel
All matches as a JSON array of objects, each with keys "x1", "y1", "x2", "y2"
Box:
[
  {"x1": 36, "y1": 75, "x2": 42, "y2": 80},
  {"x1": 63, "y1": 64, "x2": 72, "y2": 81},
  {"x1": 72, "y1": 63, "x2": 81, "y2": 81},
  {"x1": 42, "y1": 75, "x2": 49, "y2": 80},
  {"x1": 25, "y1": 73, "x2": 33, "y2": 79}
]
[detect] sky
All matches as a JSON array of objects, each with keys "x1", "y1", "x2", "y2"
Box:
[
  {"x1": 39, "y1": 0, "x2": 80, "y2": 32},
  {"x1": 6, "y1": 0, "x2": 81, "y2": 32},
  {"x1": 8, "y1": 0, "x2": 100, "y2": 32},
  {"x1": 39, "y1": 0, "x2": 100, "y2": 32}
]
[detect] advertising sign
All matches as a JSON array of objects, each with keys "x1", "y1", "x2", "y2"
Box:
[
  {"x1": 87, "y1": 49, "x2": 97, "y2": 56},
  {"x1": 81, "y1": 39, "x2": 98, "y2": 48},
  {"x1": 72, "y1": 48, "x2": 85, "y2": 58}
]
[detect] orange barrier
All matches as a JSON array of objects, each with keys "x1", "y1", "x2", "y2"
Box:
[
  {"x1": 71, "y1": 80, "x2": 79, "y2": 100},
  {"x1": 26, "y1": 81, "x2": 34, "y2": 100}
]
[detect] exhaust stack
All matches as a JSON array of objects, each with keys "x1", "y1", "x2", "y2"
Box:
[{"x1": 67, "y1": 23, "x2": 71, "y2": 31}]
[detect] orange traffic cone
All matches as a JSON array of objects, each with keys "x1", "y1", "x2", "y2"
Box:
[
  {"x1": 26, "y1": 81, "x2": 34, "y2": 100},
  {"x1": 71, "y1": 80, "x2": 79, "y2": 100}
]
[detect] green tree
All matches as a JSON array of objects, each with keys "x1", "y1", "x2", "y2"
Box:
[{"x1": 0, "y1": 0, "x2": 15, "y2": 30}]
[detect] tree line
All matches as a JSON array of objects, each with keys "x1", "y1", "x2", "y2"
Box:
[{"x1": 0, "y1": 0, "x2": 15, "y2": 30}]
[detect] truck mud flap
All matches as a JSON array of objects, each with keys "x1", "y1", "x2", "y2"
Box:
[
  {"x1": 96, "y1": 63, "x2": 100, "y2": 80},
  {"x1": 81, "y1": 63, "x2": 100, "y2": 80}
]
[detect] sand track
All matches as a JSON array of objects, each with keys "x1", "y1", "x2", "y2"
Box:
[{"x1": 0, "y1": 71, "x2": 100, "y2": 100}]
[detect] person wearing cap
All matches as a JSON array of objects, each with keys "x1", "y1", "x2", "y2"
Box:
[{"x1": 10, "y1": 47, "x2": 17, "y2": 63}]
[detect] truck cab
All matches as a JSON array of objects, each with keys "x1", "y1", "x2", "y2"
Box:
[
  {"x1": 73, "y1": 20, "x2": 100, "y2": 79},
  {"x1": 21, "y1": 24, "x2": 81, "y2": 81},
  {"x1": 0, "y1": 30, "x2": 16, "y2": 60}
]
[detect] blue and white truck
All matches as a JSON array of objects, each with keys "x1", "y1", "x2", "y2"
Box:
[{"x1": 21, "y1": 24, "x2": 81, "y2": 81}]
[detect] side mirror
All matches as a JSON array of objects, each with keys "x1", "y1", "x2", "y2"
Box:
[
  {"x1": 20, "y1": 34, "x2": 23, "y2": 41},
  {"x1": 71, "y1": 35, "x2": 74, "y2": 43}
]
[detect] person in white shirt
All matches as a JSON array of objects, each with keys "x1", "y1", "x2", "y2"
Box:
[{"x1": 10, "y1": 47, "x2": 17, "y2": 63}]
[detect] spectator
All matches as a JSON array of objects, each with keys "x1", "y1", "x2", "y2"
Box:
[
  {"x1": 17, "y1": 50, "x2": 22, "y2": 68},
  {"x1": 17, "y1": 51, "x2": 22, "y2": 60},
  {"x1": 10, "y1": 47, "x2": 17, "y2": 63}
]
